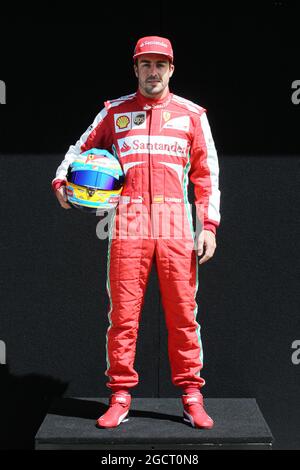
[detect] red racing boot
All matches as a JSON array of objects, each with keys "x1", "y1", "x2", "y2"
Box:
[
  {"x1": 96, "y1": 392, "x2": 131, "y2": 428},
  {"x1": 182, "y1": 393, "x2": 214, "y2": 429}
]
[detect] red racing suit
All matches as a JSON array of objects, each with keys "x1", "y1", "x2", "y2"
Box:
[{"x1": 52, "y1": 89, "x2": 221, "y2": 392}]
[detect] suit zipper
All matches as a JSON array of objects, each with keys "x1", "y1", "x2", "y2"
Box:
[
  {"x1": 148, "y1": 108, "x2": 153, "y2": 205},
  {"x1": 148, "y1": 107, "x2": 153, "y2": 236}
]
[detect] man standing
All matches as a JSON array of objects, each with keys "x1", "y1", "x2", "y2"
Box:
[{"x1": 52, "y1": 36, "x2": 221, "y2": 429}]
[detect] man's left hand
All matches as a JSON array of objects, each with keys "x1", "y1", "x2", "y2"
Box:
[{"x1": 197, "y1": 230, "x2": 217, "y2": 265}]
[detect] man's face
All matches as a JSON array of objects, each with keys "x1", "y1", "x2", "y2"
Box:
[{"x1": 134, "y1": 54, "x2": 174, "y2": 98}]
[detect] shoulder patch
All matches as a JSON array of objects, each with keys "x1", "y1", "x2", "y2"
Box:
[{"x1": 172, "y1": 94, "x2": 206, "y2": 115}]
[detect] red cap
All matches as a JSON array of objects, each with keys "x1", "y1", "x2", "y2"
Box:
[{"x1": 133, "y1": 36, "x2": 173, "y2": 62}]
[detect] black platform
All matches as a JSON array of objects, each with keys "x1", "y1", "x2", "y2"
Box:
[{"x1": 35, "y1": 397, "x2": 273, "y2": 450}]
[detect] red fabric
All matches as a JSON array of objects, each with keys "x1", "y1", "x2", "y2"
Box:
[
  {"x1": 182, "y1": 386, "x2": 201, "y2": 395},
  {"x1": 109, "y1": 394, "x2": 131, "y2": 406},
  {"x1": 52, "y1": 179, "x2": 66, "y2": 192},
  {"x1": 75, "y1": 89, "x2": 220, "y2": 234},
  {"x1": 96, "y1": 393, "x2": 131, "y2": 428},
  {"x1": 203, "y1": 223, "x2": 217, "y2": 235},
  {"x1": 88, "y1": 90, "x2": 219, "y2": 391},
  {"x1": 106, "y1": 234, "x2": 206, "y2": 391},
  {"x1": 182, "y1": 393, "x2": 204, "y2": 407},
  {"x1": 114, "y1": 389, "x2": 131, "y2": 396},
  {"x1": 182, "y1": 392, "x2": 214, "y2": 428},
  {"x1": 53, "y1": 88, "x2": 220, "y2": 392}
]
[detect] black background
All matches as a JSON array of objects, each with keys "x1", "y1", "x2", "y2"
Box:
[
  {"x1": 1, "y1": 1, "x2": 300, "y2": 154},
  {"x1": 0, "y1": 0, "x2": 300, "y2": 450}
]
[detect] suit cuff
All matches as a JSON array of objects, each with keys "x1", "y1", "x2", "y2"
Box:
[
  {"x1": 203, "y1": 223, "x2": 217, "y2": 235},
  {"x1": 52, "y1": 179, "x2": 66, "y2": 192}
]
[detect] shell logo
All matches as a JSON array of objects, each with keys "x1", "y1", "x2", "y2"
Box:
[{"x1": 116, "y1": 115, "x2": 130, "y2": 129}]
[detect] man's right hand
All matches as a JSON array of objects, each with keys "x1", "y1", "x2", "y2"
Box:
[{"x1": 55, "y1": 186, "x2": 72, "y2": 209}]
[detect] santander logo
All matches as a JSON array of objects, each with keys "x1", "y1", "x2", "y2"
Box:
[
  {"x1": 121, "y1": 142, "x2": 132, "y2": 152},
  {"x1": 119, "y1": 136, "x2": 190, "y2": 157}
]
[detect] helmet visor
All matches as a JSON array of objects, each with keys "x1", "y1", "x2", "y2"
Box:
[{"x1": 69, "y1": 170, "x2": 124, "y2": 190}]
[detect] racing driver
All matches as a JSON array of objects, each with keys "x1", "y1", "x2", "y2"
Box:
[{"x1": 52, "y1": 36, "x2": 221, "y2": 430}]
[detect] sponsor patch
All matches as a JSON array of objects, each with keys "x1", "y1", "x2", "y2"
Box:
[
  {"x1": 114, "y1": 111, "x2": 146, "y2": 132},
  {"x1": 120, "y1": 141, "x2": 132, "y2": 153},
  {"x1": 87, "y1": 188, "x2": 96, "y2": 197},
  {"x1": 153, "y1": 195, "x2": 164, "y2": 203},
  {"x1": 132, "y1": 111, "x2": 146, "y2": 128},
  {"x1": 120, "y1": 196, "x2": 131, "y2": 204},
  {"x1": 116, "y1": 396, "x2": 126, "y2": 403},
  {"x1": 118, "y1": 135, "x2": 190, "y2": 157},
  {"x1": 131, "y1": 197, "x2": 143, "y2": 203},
  {"x1": 161, "y1": 112, "x2": 190, "y2": 132},
  {"x1": 165, "y1": 197, "x2": 182, "y2": 203},
  {"x1": 86, "y1": 154, "x2": 97, "y2": 162},
  {"x1": 114, "y1": 113, "x2": 131, "y2": 132},
  {"x1": 187, "y1": 397, "x2": 198, "y2": 403},
  {"x1": 108, "y1": 196, "x2": 120, "y2": 204},
  {"x1": 116, "y1": 115, "x2": 130, "y2": 129}
]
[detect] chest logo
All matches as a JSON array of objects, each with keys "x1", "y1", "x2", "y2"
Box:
[
  {"x1": 132, "y1": 111, "x2": 147, "y2": 129},
  {"x1": 120, "y1": 141, "x2": 132, "y2": 153},
  {"x1": 116, "y1": 115, "x2": 130, "y2": 129},
  {"x1": 163, "y1": 111, "x2": 171, "y2": 122},
  {"x1": 133, "y1": 113, "x2": 145, "y2": 126},
  {"x1": 161, "y1": 113, "x2": 190, "y2": 131},
  {"x1": 114, "y1": 111, "x2": 146, "y2": 132}
]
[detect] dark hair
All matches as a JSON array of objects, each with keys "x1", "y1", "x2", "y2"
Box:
[{"x1": 134, "y1": 57, "x2": 172, "y2": 66}]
